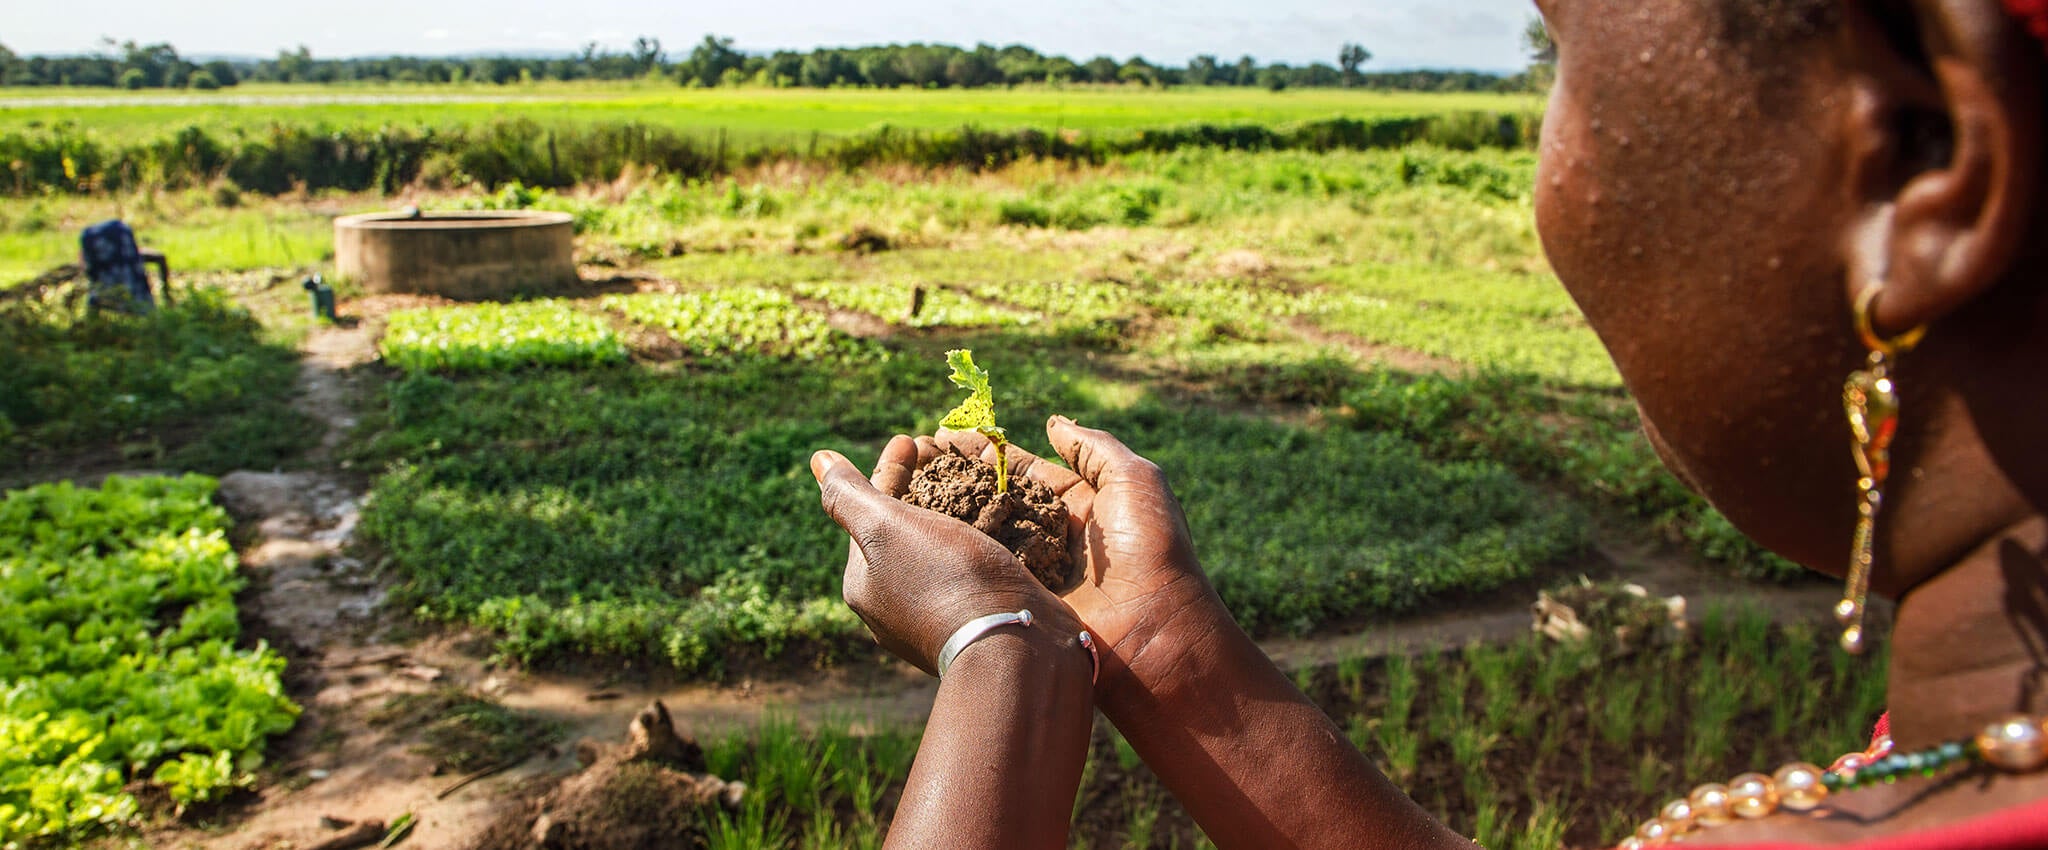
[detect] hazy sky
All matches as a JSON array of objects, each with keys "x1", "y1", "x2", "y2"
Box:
[{"x1": 3, "y1": 0, "x2": 1537, "y2": 72}]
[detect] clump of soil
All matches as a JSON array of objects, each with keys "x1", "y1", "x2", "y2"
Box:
[
  {"x1": 469, "y1": 702, "x2": 744, "y2": 850},
  {"x1": 1531, "y1": 579, "x2": 1687, "y2": 656},
  {"x1": 904, "y1": 452, "x2": 1075, "y2": 590},
  {"x1": 838, "y1": 225, "x2": 894, "y2": 254}
]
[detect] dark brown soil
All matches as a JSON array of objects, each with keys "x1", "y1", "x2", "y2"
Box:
[
  {"x1": 468, "y1": 702, "x2": 739, "y2": 850},
  {"x1": 904, "y1": 453, "x2": 1075, "y2": 590}
]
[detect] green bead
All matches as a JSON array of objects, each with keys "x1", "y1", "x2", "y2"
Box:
[
  {"x1": 1939, "y1": 742, "x2": 1966, "y2": 762},
  {"x1": 1822, "y1": 772, "x2": 1845, "y2": 792}
]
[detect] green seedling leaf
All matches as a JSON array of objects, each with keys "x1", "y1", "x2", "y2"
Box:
[
  {"x1": 939, "y1": 349, "x2": 1000, "y2": 436},
  {"x1": 939, "y1": 348, "x2": 1010, "y2": 493},
  {"x1": 380, "y1": 811, "x2": 417, "y2": 847}
]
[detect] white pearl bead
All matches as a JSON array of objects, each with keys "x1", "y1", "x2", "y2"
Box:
[
  {"x1": 1659, "y1": 798, "x2": 1696, "y2": 832},
  {"x1": 1833, "y1": 598, "x2": 1861, "y2": 624},
  {"x1": 1617, "y1": 838, "x2": 1646, "y2": 850},
  {"x1": 1728, "y1": 772, "x2": 1779, "y2": 820},
  {"x1": 1977, "y1": 715, "x2": 2048, "y2": 772},
  {"x1": 1773, "y1": 762, "x2": 1827, "y2": 812},
  {"x1": 1840, "y1": 624, "x2": 1866, "y2": 654},
  {"x1": 1636, "y1": 818, "x2": 1672, "y2": 843},
  {"x1": 1688, "y1": 783, "x2": 1733, "y2": 826}
]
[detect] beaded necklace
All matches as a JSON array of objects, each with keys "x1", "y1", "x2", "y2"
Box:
[{"x1": 1614, "y1": 714, "x2": 2047, "y2": 848}]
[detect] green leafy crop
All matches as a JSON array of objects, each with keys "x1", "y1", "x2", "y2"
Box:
[
  {"x1": 0, "y1": 475, "x2": 300, "y2": 843},
  {"x1": 939, "y1": 349, "x2": 1011, "y2": 493},
  {"x1": 379, "y1": 300, "x2": 629, "y2": 374}
]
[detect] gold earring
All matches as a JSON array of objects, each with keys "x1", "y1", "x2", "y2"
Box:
[{"x1": 1837, "y1": 284, "x2": 1927, "y2": 654}]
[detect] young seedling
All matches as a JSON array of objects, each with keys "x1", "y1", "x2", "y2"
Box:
[
  {"x1": 907, "y1": 348, "x2": 1072, "y2": 590},
  {"x1": 939, "y1": 348, "x2": 1010, "y2": 494}
]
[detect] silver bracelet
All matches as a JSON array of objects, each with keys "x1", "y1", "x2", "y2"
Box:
[
  {"x1": 934, "y1": 609, "x2": 1103, "y2": 685},
  {"x1": 936, "y1": 609, "x2": 1034, "y2": 678}
]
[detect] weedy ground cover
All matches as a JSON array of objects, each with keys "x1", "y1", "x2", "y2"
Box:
[
  {"x1": 692, "y1": 609, "x2": 1886, "y2": 849},
  {"x1": 0, "y1": 475, "x2": 299, "y2": 844},
  {"x1": 350, "y1": 334, "x2": 1589, "y2": 673},
  {"x1": 1337, "y1": 369, "x2": 1800, "y2": 579},
  {"x1": 1307, "y1": 262, "x2": 1621, "y2": 387},
  {"x1": 0, "y1": 287, "x2": 315, "y2": 475}
]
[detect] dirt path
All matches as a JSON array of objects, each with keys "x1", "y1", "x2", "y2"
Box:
[{"x1": 191, "y1": 313, "x2": 573, "y2": 850}]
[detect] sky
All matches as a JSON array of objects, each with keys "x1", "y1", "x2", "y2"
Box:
[{"x1": 2, "y1": 0, "x2": 1538, "y2": 72}]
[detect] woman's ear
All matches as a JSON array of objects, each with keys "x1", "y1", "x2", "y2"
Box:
[{"x1": 1840, "y1": 0, "x2": 2042, "y2": 337}]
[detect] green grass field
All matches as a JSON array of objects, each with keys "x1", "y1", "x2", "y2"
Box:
[{"x1": 0, "y1": 83, "x2": 1540, "y2": 142}]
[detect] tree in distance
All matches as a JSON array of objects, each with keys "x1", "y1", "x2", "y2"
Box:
[{"x1": 1339, "y1": 43, "x2": 1372, "y2": 87}]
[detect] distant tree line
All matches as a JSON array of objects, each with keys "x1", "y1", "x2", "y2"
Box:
[{"x1": 0, "y1": 36, "x2": 1545, "y2": 93}]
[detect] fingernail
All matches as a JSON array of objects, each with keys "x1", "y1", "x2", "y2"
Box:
[{"x1": 809, "y1": 451, "x2": 837, "y2": 481}]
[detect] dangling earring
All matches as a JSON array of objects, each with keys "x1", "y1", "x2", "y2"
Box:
[{"x1": 1837, "y1": 283, "x2": 1927, "y2": 654}]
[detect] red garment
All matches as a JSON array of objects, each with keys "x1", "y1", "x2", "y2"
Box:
[
  {"x1": 2007, "y1": 0, "x2": 2048, "y2": 49},
  {"x1": 1714, "y1": 796, "x2": 2048, "y2": 848}
]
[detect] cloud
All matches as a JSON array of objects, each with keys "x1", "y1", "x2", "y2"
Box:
[{"x1": 423, "y1": 28, "x2": 451, "y2": 41}]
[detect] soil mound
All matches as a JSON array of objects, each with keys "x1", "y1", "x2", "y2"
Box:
[
  {"x1": 469, "y1": 702, "x2": 744, "y2": 850},
  {"x1": 904, "y1": 453, "x2": 1074, "y2": 590}
]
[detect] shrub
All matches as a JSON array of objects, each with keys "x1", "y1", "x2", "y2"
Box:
[
  {"x1": 996, "y1": 198, "x2": 1051, "y2": 228},
  {"x1": 2, "y1": 111, "x2": 1541, "y2": 197}
]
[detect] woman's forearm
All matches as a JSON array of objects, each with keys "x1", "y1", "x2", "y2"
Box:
[
  {"x1": 886, "y1": 626, "x2": 1096, "y2": 850},
  {"x1": 1102, "y1": 610, "x2": 1474, "y2": 850}
]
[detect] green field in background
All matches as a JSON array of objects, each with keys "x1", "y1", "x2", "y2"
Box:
[{"x1": 0, "y1": 83, "x2": 1540, "y2": 141}]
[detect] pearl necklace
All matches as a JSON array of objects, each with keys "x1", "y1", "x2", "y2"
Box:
[{"x1": 1616, "y1": 714, "x2": 2048, "y2": 848}]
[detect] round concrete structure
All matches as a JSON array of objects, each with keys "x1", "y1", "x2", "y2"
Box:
[{"x1": 334, "y1": 211, "x2": 577, "y2": 300}]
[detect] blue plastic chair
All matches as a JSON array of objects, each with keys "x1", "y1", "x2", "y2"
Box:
[{"x1": 79, "y1": 220, "x2": 171, "y2": 313}]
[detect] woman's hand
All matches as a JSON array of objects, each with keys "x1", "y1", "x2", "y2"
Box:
[
  {"x1": 817, "y1": 435, "x2": 1099, "y2": 850},
  {"x1": 810, "y1": 435, "x2": 1081, "y2": 676},
  {"x1": 946, "y1": 419, "x2": 1473, "y2": 850},
  {"x1": 937, "y1": 416, "x2": 1231, "y2": 695}
]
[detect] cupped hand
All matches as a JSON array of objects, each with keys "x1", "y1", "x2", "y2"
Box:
[
  {"x1": 937, "y1": 416, "x2": 1227, "y2": 690},
  {"x1": 811, "y1": 435, "x2": 1081, "y2": 676}
]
